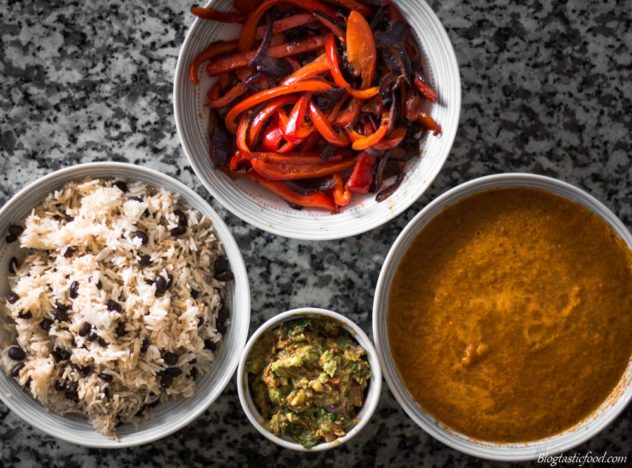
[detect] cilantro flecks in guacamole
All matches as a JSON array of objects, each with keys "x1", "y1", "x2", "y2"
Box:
[{"x1": 246, "y1": 318, "x2": 372, "y2": 448}]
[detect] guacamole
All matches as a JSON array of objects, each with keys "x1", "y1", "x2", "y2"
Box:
[{"x1": 246, "y1": 318, "x2": 372, "y2": 448}]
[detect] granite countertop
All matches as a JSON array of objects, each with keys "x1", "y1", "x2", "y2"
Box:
[{"x1": 0, "y1": 0, "x2": 630, "y2": 466}]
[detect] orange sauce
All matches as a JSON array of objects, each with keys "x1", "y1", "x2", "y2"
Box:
[{"x1": 388, "y1": 188, "x2": 632, "y2": 442}]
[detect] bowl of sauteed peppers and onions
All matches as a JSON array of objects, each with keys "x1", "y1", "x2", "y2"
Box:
[
  {"x1": 239, "y1": 310, "x2": 381, "y2": 450},
  {"x1": 188, "y1": 0, "x2": 441, "y2": 213}
]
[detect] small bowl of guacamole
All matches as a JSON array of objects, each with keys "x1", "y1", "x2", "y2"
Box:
[{"x1": 238, "y1": 308, "x2": 382, "y2": 451}]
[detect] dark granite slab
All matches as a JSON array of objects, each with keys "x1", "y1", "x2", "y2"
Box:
[{"x1": 0, "y1": 0, "x2": 630, "y2": 466}]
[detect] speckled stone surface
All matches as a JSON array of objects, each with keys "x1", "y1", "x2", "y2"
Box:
[{"x1": 0, "y1": 0, "x2": 630, "y2": 466}]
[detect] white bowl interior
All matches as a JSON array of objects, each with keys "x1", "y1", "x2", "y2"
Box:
[
  {"x1": 373, "y1": 173, "x2": 632, "y2": 461},
  {"x1": 237, "y1": 307, "x2": 382, "y2": 451},
  {"x1": 174, "y1": 0, "x2": 461, "y2": 240},
  {"x1": 0, "y1": 162, "x2": 250, "y2": 448}
]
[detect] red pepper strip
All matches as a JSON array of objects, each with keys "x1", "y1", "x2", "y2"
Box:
[
  {"x1": 218, "y1": 73, "x2": 232, "y2": 89},
  {"x1": 418, "y1": 112, "x2": 442, "y2": 136},
  {"x1": 346, "y1": 11, "x2": 376, "y2": 87},
  {"x1": 281, "y1": 54, "x2": 330, "y2": 86},
  {"x1": 300, "y1": 132, "x2": 322, "y2": 153},
  {"x1": 324, "y1": 36, "x2": 378, "y2": 99},
  {"x1": 229, "y1": 152, "x2": 251, "y2": 171},
  {"x1": 250, "y1": 152, "x2": 343, "y2": 164},
  {"x1": 208, "y1": 81, "x2": 221, "y2": 100},
  {"x1": 262, "y1": 124, "x2": 284, "y2": 151},
  {"x1": 349, "y1": 111, "x2": 390, "y2": 150},
  {"x1": 238, "y1": 0, "x2": 336, "y2": 52},
  {"x1": 248, "y1": 96, "x2": 297, "y2": 147},
  {"x1": 312, "y1": 13, "x2": 345, "y2": 43},
  {"x1": 334, "y1": 98, "x2": 362, "y2": 127},
  {"x1": 321, "y1": 0, "x2": 372, "y2": 16},
  {"x1": 308, "y1": 101, "x2": 349, "y2": 146},
  {"x1": 208, "y1": 81, "x2": 249, "y2": 109},
  {"x1": 234, "y1": 0, "x2": 259, "y2": 14},
  {"x1": 207, "y1": 36, "x2": 327, "y2": 76},
  {"x1": 236, "y1": 113, "x2": 252, "y2": 155},
  {"x1": 333, "y1": 173, "x2": 352, "y2": 207},
  {"x1": 283, "y1": 95, "x2": 312, "y2": 143},
  {"x1": 225, "y1": 80, "x2": 334, "y2": 133},
  {"x1": 251, "y1": 157, "x2": 356, "y2": 181},
  {"x1": 258, "y1": 13, "x2": 314, "y2": 37},
  {"x1": 189, "y1": 41, "x2": 237, "y2": 85},
  {"x1": 246, "y1": 172, "x2": 337, "y2": 212},
  {"x1": 414, "y1": 71, "x2": 438, "y2": 102},
  {"x1": 346, "y1": 152, "x2": 376, "y2": 193},
  {"x1": 373, "y1": 127, "x2": 407, "y2": 150},
  {"x1": 191, "y1": 6, "x2": 246, "y2": 23}
]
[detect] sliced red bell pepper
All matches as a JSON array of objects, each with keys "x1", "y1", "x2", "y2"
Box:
[
  {"x1": 207, "y1": 35, "x2": 327, "y2": 76},
  {"x1": 325, "y1": 35, "x2": 378, "y2": 99},
  {"x1": 207, "y1": 81, "x2": 222, "y2": 100},
  {"x1": 261, "y1": 124, "x2": 285, "y2": 151},
  {"x1": 250, "y1": 152, "x2": 343, "y2": 164},
  {"x1": 333, "y1": 173, "x2": 352, "y2": 207},
  {"x1": 246, "y1": 173, "x2": 337, "y2": 212},
  {"x1": 225, "y1": 80, "x2": 334, "y2": 132},
  {"x1": 334, "y1": 98, "x2": 362, "y2": 127},
  {"x1": 373, "y1": 127, "x2": 407, "y2": 150},
  {"x1": 191, "y1": 6, "x2": 246, "y2": 23},
  {"x1": 283, "y1": 95, "x2": 313, "y2": 143},
  {"x1": 251, "y1": 156, "x2": 356, "y2": 181},
  {"x1": 281, "y1": 54, "x2": 330, "y2": 86},
  {"x1": 349, "y1": 110, "x2": 391, "y2": 150},
  {"x1": 418, "y1": 112, "x2": 442, "y2": 136},
  {"x1": 229, "y1": 152, "x2": 251, "y2": 171},
  {"x1": 346, "y1": 11, "x2": 376, "y2": 88},
  {"x1": 248, "y1": 96, "x2": 297, "y2": 147},
  {"x1": 346, "y1": 152, "x2": 376, "y2": 193},
  {"x1": 189, "y1": 41, "x2": 237, "y2": 85},
  {"x1": 238, "y1": 0, "x2": 335, "y2": 52},
  {"x1": 308, "y1": 101, "x2": 350, "y2": 146},
  {"x1": 236, "y1": 113, "x2": 253, "y2": 154},
  {"x1": 322, "y1": 0, "x2": 372, "y2": 16},
  {"x1": 207, "y1": 81, "x2": 250, "y2": 109},
  {"x1": 413, "y1": 71, "x2": 438, "y2": 102}
]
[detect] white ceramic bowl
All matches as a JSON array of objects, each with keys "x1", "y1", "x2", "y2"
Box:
[
  {"x1": 174, "y1": 0, "x2": 461, "y2": 240},
  {"x1": 373, "y1": 173, "x2": 632, "y2": 461},
  {"x1": 237, "y1": 307, "x2": 382, "y2": 451},
  {"x1": 0, "y1": 162, "x2": 251, "y2": 448}
]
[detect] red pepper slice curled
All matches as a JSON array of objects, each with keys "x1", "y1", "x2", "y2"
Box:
[
  {"x1": 247, "y1": 173, "x2": 337, "y2": 212},
  {"x1": 191, "y1": 6, "x2": 246, "y2": 23},
  {"x1": 346, "y1": 152, "x2": 376, "y2": 193}
]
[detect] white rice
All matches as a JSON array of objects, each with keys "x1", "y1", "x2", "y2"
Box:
[{"x1": 0, "y1": 178, "x2": 231, "y2": 438}]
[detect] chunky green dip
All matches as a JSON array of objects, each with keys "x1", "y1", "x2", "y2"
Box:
[{"x1": 246, "y1": 317, "x2": 372, "y2": 448}]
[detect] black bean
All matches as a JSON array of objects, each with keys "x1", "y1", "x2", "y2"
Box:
[
  {"x1": 170, "y1": 225, "x2": 187, "y2": 237},
  {"x1": 154, "y1": 276, "x2": 167, "y2": 296},
  {"x1": 88, "y1": 333, "x2": 99, "y2": 342},
  {"x1": 98, "y1": 337, "x2": 108, "y2": 347},
  {"x1": 189, "y1": 367, "x2": 198, "y2": 380},
  {"x1": 98, "y1": 372, "x2": 113, "y2": 383},
  {"x1": 213, "y1": 256, "x2": 230, "y2": 274},
  {"x1": 129, "y1": 196, "x2": 143, "y2": 202},
  {"x1": 8, "y1": 346, "x2": 26, "y2": 360},
  {"x1": 204, "y1": 339, "x2": 217, "y2": 351},
  {"x1": 52, "y1": 348, "x2": 71, "y2": 362},
  {"x1": 190, "y1": 358, "x2": 197, "y2": 364},
  {"x1": 9, "y1": 257, "x2": 19, "y2": 274},
  {"x1": 214, "y1": 270, "x2": 234, "y2": 282},
  {"x1": 217, "y1": 321, "x2": 227, "y2": 335},
  {"x1": 69, "y1": 281, "x2": 79, "y2": 299},
  {"x1": 131, "y1": 231, "x2": 149, "y2": 245},
  {"x1": 103, "y1": 387, "x2": 111, "y2": 398},
  {"x1": 165, "y1": 367, "x2": 182, "y2": 377},
  {"x1": 160, "y1": 373, "x2": 174, "y2": 388},
  {"x1": 174, "y1": 209, "x2": 188, "y2": 227},
  {"x1": 115, "y1": 322, "x2": 126, "y2": 337},
  {"x1": 40, "y1": 318, "x2": 53, "y2": 331},
  {"x1": 8, "y1": 225, "x2": 24, "y2": 237},
  {"x1": 64, "y1": 383, "x2": 79, "y2": 402},
  {"x1": 80, "y1": 366, "x2": 92, "y2": 377},
  {"x1": 197, "y1": 316, "x2": 204, "y2": 327},
  {"x1": 143, "y1": 209, "x2": 150, "y2": 217},
  {"x1": 163, "y1": 352, "x2": 178, "y2": 366},
  {"x1": 54, "y1": 380, "x2": 66, "y2": 391},
  {"x1": 63, "y1": 247, "x2": 75, "y2": 258},
  {"x1": 17, "y1": 311, "x2": 32, "y2": 320},
  {"x1": 6, "y1": 292, "x2": 19, "y2": 304},
  {"x1": 5, "y1": 234, "x2": 17, "y2": 243},
  {"x1": 113, "y1": 181, "x2": 128, "y2": 193},
  {"x1": 190, "y1": 288, "x2": 199, "y2": 299},
  {"x1": 138, "y1": 255, "x2": 152, "y2": 267},
  {"x1": 96, "y1": 279, "x2": 103, "y2": 290},
  {"x1": 140, "y1": 338, "x2": 150, "y2": 353},
  {"x1": 106, "y1": 299, "x2": 122, "y2": 312},
  {"x1": 78, "y1": 322, "x2": 92, "y2": 337},
  {"x1": 54, "y1": 303, "x2": 70, "y2": 322},
  {"x1": 64, "y1": 214, "x2": 74, "y2": 222}
]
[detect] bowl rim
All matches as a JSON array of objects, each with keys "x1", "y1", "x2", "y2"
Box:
[
  {"x1": 372, "y1": 172, "x2": 632, "y2": 461},
  {"x1": 0, "y1": 161, "x2": 251, "y2": 448},
  {"x1": 173, "y1": 0, "x2": 462, "y2": 241},
  {"x1": 237, "y1": 307, "x2": 382, "y2": 451}
]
